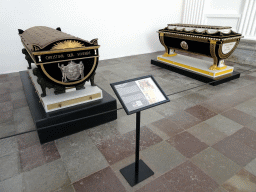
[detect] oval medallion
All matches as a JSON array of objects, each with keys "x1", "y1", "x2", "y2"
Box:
[{"x1": 180, "y1": 41, "x2": 188, "y2": 50}]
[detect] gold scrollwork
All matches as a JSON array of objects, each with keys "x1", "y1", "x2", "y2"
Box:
[
  {"x1": 40, "y1": 57, "x2": 97, "y2": 86},
  {"x1": 218, "y1": 40, "x2": 240, "y2": 59},
  {"x1": 159, "y1": 33, "x2": 169, "y2": 55}
]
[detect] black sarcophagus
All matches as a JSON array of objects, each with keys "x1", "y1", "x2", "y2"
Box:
[
  {"x1": 158, "y1": 24, "x2": 243, "y2": 70},
  {"x1": 19, "y1": 26, "x2": 99, "y2": 97}
]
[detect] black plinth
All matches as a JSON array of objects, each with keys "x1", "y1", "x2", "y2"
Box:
[
  {"x1": 151, "y1": 59, "x2": 240, "y2": 86},
  {"x1": 120, "y1": 159, "x2": 154, "y2": 187},
  {"x1": 20, "y1": 71, "x2": 117, "y2": 144}
]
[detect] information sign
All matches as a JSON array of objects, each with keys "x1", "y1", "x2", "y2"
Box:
[{"x1": 110, "y1": 75, "x2": 169, "y2": 115}]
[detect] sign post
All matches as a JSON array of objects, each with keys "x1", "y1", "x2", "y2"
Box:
[{"x1": 110, "y1": 75, "x2": 169, "y2": 187}]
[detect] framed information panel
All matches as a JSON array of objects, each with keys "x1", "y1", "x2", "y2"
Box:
[{"x1": 110, "y1": 75, "x2": 170, "y2": 115}]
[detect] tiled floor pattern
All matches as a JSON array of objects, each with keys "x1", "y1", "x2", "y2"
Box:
[{"x1": 1, "y1": 51, "x2": 256, "y2": 191}]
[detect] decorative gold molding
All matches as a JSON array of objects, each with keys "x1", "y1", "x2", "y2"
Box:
[
  {"x1": 159, "y1": 33, "x2": 169, "y2": 55},
  {"x1": 218, "y1": 40, "x2": 240, "y2": 59},
  {"x1": 32, "y1": 46, "x2": 100, "y2": 55},
  {"x1": 35, "y1": 55, "x2": 99, "y2": 65},
  {"x1": 162, "y1": 52, "x2": 177, "y2": 57},
  {"x1": 209, "y1": 40, "x2": 219, "y2": 70},
  {"x1": 47, "y1": 92, "x2": 101, "y2": 110},
  {"x1": 157, "y1": 56, "x2": 233, "y2": 77},
  {"x1": 40, "y1": 57, "x2": 97, "y2": 85}
]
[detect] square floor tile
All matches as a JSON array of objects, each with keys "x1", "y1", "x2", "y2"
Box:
[
  {"x1": 0, "y1": 174, "x2": 23, "y2": 192},
  {"x1": 20, "y1": 144, "x2": 46, "y2": 172},
  {"x1": 97, "y1": 127, "x2": 162, "y2": 165},
  {"x1": 135, "y1": 175, "x2": 172, "y2": 192},
  {"x1": 228, "y1": 127, "x2": 256, "y2": 150},
  {"x1": 42, "y1": 141, "x2": 61, "y2": 163},
  {"x1": 167, "y1": 131, "x2": 208, "y2": 158},
  {"x1": 221, "y1": 108, "x2": 256, "y2": 126},
  {"x1": 23, "y1": 159, "x2": 71, "y2": 192},
  {"x1": 163, "y1": 161, "x2": 219, "y2": 192},
  {"x1": 191, "y1": 147, "x2": 241, "y2": 184},
  {"x1": 245, "y1": 157, "x2": 256, "y2": 176},
  {"x1": 87, "y1": 120, "x2": 121, "y2": 144},
  {"x1": 0, "y1": 152, "x2": 20, "y2": 182},
  {"x1": 17, "y1": 132, "x2": 40, "y2": 150},
  {"x1": 151, "y1": 118, "x2": 185, "y2": 138},
  {"x1": 73, "y1": 167, "x2": 126, "y2": 192},
  {"x1": 187, "y1": 122, "x2": 227, "y2": 146},
  {"x1": 141, "y1": 141, "x2": 186, "y2": 175},
  {"x1": 56, "y1": 131, "x2": 108, "y2": 183},
  {"x1": 185, "y1": 105, "x2": 217, "y2": 121},
  {"x1": 235, "y1": 98, "x2": 256, "y2": 117},
  {"x1": 0, "y1": 137, "x2": 18, "y2": 157},
  {"x1": 212, "y1": 136, "x2": 256, "y2": 166},
  {"x1": 204, "y1": 114, "x2": 243, "y2": 136},
  {"x1": 140, "y1": 109, "x2": 165, "y2": 126},
  {"x1": 167, "y1": 110, "x2": 202, "y2": 130},
  {"x1": 222, "y1": 169, "x2": 256, "y2": 192}
]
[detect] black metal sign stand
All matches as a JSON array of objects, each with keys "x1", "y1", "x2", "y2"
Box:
[
  {"x1": 120, "y1": 111, "x2": 154, "y2": 187},
  {"x1": 110, "y1": 75, "x2": 170, "y2": 187}
]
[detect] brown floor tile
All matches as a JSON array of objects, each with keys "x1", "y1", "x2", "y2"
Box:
[
  {"x1": 167, "y1": 110, "x2": 202, "y2": 130},
  {"x1": 20, "y1": 144, "x2": 46, "y2": 172},
  {"x1": 201, "y1": 96, "x2": 236, "y2": 114},
  {"x1": 163, "y1": 161, "x2": 219, "y2": 192},
  {"x1": 136, "y1": 175, "x2": 172, "y2": 192},
  {"x1": 151, "y1": 118, "x2": 185, "y2": 138},
  {"x1": 42, "y1": 141, "x2": 61, "y2": 163},
  {"x1": 17, "y1": 132, "x2": 40, "y2": 150},
  {"x1": 73, "y1": 167, "x2": 126, "y2": 192},
  {"x1": 97, "y1": 126, "x2": 162, "y2": 165},
  {"x1": 0, "y1": 92, "x2": 11, "y2": 103},
  {"x1": 212, "y1": 136, "x2": 256, "y2": 166},
  {"x1": 221, "y1": 108, "x2": 256, "y2": 127},
  {"x1": 185, "y1": 105, "x2": 217, "y2": 121},
  {"x1": 228, "y1": 127, "x2": 256, "y2": 150},
  {"x1": 167, "y1": 131, "x2": 208, "y2": 158},
  {"x1": 222, "y1": 169, "x2": 256, "y2": 192}
]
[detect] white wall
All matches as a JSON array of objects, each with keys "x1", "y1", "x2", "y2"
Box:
[
  {"x1": 0, "y1": 0, "x2": 183, "y2": 74},
  {"x1": 182, "y1": 0, "x2": 256, "y2": 39}
]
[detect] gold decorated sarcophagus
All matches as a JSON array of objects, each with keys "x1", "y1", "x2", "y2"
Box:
[
  {"x1": 19, "y1": 26, "x2": 99, "y2": 97},
  {"x1": 157, "y1": 24, "x2": 243, "y2": 79}
]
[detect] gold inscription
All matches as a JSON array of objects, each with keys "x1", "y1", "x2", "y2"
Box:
[
  {"x1": 77, "y1": 51, "x2": 90, "y2": 56},
  {"x1": 45, "y1": 54, "x2": 64, "y2": 60},
  {"x1": 67, "y1": 53, "x2": 74, "y2": 57}
]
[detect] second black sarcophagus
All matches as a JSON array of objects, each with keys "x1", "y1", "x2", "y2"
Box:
[{"x1": 19, "y1": 26, "x2": 100, "y2": 97}]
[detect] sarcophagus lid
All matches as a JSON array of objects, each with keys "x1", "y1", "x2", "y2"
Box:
[{"x1": 19, "y1": 26, "x2": 99, "y2": 86}]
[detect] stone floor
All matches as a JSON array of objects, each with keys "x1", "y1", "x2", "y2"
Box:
[{"x1": 1, "y1": 51, "x2": 256, "y2": 192}]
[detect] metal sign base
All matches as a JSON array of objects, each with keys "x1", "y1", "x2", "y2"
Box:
[{"x1": 120, "y1": 159, "x2": 154, "y2": 187}]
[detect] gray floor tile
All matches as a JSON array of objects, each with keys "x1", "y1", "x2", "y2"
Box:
[
  {"x1": 187, "y1": 122, "x2": 227, "y2": 146},
  {"x1": 55, "y1": 131, "x2": 108, "y2": 183},
  {"x1": 0, "y1": 152, "x2": 20, "y2": 182},
  {"x1": 204, "y1": 114, "x2": 243, "y2": 136},
  {"x1": 23, "y1": 159, "x2": 71, "y2": 192},
  {"x1": 191, "y1": 147, "x2": 241, "y2": 185},
  {"x1": 235, "y1": 98, "x2": 256, "y2": 117},
  {"x1": 245, "y1": 158, "x2": 256, "y2": 176},
  {"x1": 141, "y1": 141, "x2": 186, "y2": 175},
  {"x1": 0, "y1": 137, "x2": 18, "y2": 157},
  {"x1": 0, "y1": 174, "x2": 23, "y2": 192}
]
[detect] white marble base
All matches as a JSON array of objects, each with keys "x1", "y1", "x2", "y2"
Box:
[
  {"x1": 28, "y1": 67, "x2": 102, "y2": 113},
  {"x1": 157, "y1": 54, "x2": 234, "y2": 79}
]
